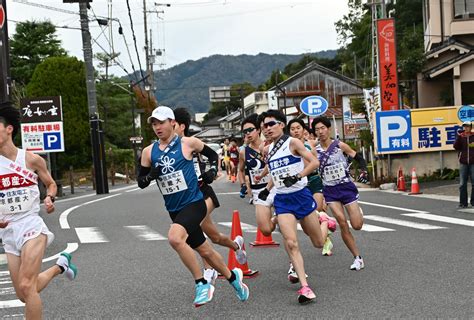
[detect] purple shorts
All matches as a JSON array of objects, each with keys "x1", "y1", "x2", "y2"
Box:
[{"x1": 323, "y1": 182, "x2": 359, "y2": 206}]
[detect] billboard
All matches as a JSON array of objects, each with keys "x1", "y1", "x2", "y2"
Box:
[
  {"x1": 20, "y1": 96, "x2": 64, "y2": 153},
  {"x1": 377, "y1": 18, "x2": 400, "y2": 111},
  {"x1": 374, "y1": 106, "x2": 467, "y2": 154}
]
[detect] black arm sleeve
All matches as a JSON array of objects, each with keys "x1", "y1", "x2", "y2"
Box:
[
  {"x1": 137, "y1": 165, "x2": 151, "y2": 189},
  {"x1": 200, "y1": 144, "x2": 218, "y2": 171},
  {"x1": 353, "y1": 153, "x2": 368, "y2": 171}
]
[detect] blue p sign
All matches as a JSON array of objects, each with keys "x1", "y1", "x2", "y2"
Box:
[
  {"x1": 43, "y1": 132, "x2": 61, "y2": 151},
  {"x1": 375, "y1": 110, "x2": 412, "y2": 153},
  {"x1": 299, "y1": 96, "x2": 328, "y2": 117}
]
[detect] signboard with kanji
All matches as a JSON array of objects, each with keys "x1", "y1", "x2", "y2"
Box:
[
  {"x1": 377, "y1": 18, "x2": 400, "y2": 111},
  {"x1": 374, "y1": 106, "x2": 466, "y2": 154},
  {"x1": 20, "y1": 97, "x2": 64, "y2": 153}
]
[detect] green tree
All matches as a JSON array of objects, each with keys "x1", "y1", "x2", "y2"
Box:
[
  {"x1": 96, "y1": 79, "x2": 134, "y2": 149},
  {"x1": 10, "y1": 21, "x2": 67, "y2": 85},
  {"x1": 26, "y1": 56, "x2": 90, "y2": 172}
]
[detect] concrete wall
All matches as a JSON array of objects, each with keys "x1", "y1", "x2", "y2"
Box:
[
  {"x1": 381, "y1": 150, "x2": 459, "y2": 178},
  {"x1": 460, "y1": 59, "x2": 474, "y2": 82},
  {"x1": 417, "y1": 73, "x2": 452, "y2": 107}
]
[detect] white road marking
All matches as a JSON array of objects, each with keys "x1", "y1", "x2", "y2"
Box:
[
  {"x1": 348, "y1": 221, "x2": 395, "y2": 232},
  {"x1": 363, "y1": 215, "x2": 445, "y2": 230},
  {"x1": 124, "y1": 225, "x2": 167, "y2": 241},
  {"x1": 216, "y1": 192, "x2": 240, "y2": 195},
  {"x1": 42, "y1": 243, "x2": 79, "y2": 263},
  {"x1": 402, "y1": 213, "x2": 474, "y2": 227},
  {"x1": 0, "y1": 287, "x2": 15, "y2": 296},
  {"x1": 218, "y1": 222, "x2": 258, "y2": 233},
  {"x1": 75, "y1": 227, "x2": 109, "y2": 243},
  {"x1": 358, "y1": 201, "x2": 427, "y2": 213},
  {"x1": 0, "y1": 300, "x2": 24, "y2": 308},
  {"x1": 59, "y1": 194, "x2": 120, "y2": 229},
  {"x1": 0, "y1": 281, "x2": 12, "y2": 285}
]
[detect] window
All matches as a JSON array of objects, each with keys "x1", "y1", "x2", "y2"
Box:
[{"x1": 454, "y1": 0, "x2": 474, "y2": 19}]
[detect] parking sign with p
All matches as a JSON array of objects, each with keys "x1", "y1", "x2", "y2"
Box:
[{"x1": 375, "y1": 110, "x2": 412, "y2": 153}]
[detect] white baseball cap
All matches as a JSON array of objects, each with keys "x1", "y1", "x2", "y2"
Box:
[
  {"x1": 462, "y1": 120, "x2": 472, "y2": 126},
  {"x1": 147, "y1": 106, "x2": 175, "y2": 123}
]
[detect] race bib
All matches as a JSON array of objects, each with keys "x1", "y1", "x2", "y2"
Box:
[
  {"x1": 0, "y1": 188, "x2": 35, "y2": 215},
  {"x1": 157, "y1": 170, "x2": 188, "y2": 195},
  {"x1": 323, "y1": 163, "x2": 346, "y2": 182},
  {"x1": 249, "y1": 169, "x2": 270, "y2": 185},
  {"x1": 230, "y1": 153, "x2": 238, "y2": 159},
  {"x1": 270, "y1": 167, "x2": 292, "y2": 188}
]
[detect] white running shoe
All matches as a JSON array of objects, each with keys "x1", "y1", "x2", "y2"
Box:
[
  {"x1": 350, "y1": 257, "x2": 365, "y2": 271},
  {"x1": 203, "y1": 268, "x2": 218, "y2": 285},
  {"x1": 233, "y1": 235, "x2": 247, "y2": 265}
]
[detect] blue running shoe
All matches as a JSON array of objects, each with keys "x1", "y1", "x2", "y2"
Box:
[
  {"x1": 230, "y1": 268, "x2": 249, "y2": 302},
  {"x1": 193, "y1": 282, "x2": 214, "y2": 307}
]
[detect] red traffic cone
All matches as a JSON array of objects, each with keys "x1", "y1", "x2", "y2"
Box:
[
  {"x1": 408, "y1": 168, "x2": 422, "y2": 195},
  {"x1": 397, "y1": 167, "x2": 406, "y2": 192},
  {"x1": 227, "y1": 210, "x2": 259, "y2": 278},
  {"x1": 250, "y1": 228, "x2": 280, "y2": 247}
]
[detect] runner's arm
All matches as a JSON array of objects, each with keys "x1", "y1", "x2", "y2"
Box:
[
  {"x1": 339, "y1": 142, "x2": 369, "y2": 183},
  {"x1": 238, "y1": 148, "x2": 246, "y2": 187},
  {"x1": 290, "y1": 139, "x2": 319, "y2": 177},
  {"x1": 137, "y1": 145, "x2": 158, "y2": 189},
  {"x1": 30, "y1": 153, "x2": 56, "y2": 214},
  {"x1": 188, "y1": 137, "x2": 219, "y2": 183}
]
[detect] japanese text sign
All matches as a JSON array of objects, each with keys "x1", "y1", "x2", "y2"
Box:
[
  {"x1": 377, "y1": 18, "x2": 400, "y2": 111},
  {"x1": 20, "y1": 97, "x2": 62, "y2": 123}
]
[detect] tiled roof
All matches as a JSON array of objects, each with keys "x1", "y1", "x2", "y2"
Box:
[{"x1": 193, "y1": 128, "x2": 224, "y2": 138}]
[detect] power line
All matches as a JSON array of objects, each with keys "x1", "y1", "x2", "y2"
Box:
[{"x1": 125, "y1": 0, "x2": 146, "y2": 82}]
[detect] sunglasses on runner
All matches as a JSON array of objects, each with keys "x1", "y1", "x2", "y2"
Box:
[
  {"x1": 242, "y1": 127, "x2": 256, "y2": 135},
  {"x1": 263, "y1": 120, "x2": 281, "y2": 128}
]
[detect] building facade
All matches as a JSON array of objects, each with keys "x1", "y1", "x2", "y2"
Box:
[{"x1": 418, "y1": 0, "x2": 474, "y2": 107}]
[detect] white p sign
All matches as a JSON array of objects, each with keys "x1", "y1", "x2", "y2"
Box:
[
  {"x1": 376, "y1": 110, "x2": 412, "y2": 153},
  {"x1": 379, "y1": 116, "x2": 407, "y2": 148},
  {"x1": 308, "y1": 99, "x2": 322, "y2": 114},
  {"x1": 46, "y1": 134, "x2": 58, "y2": 148}
]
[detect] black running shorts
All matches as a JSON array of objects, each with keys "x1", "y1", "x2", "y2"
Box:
[
  {"x1": 168, "y1": 200, "x2": 207, "y2": 249},
  {"x1": 199, "y1": 183, "x2": 220, "y2": 208}
]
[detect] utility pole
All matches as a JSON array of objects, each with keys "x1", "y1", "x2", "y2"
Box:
[
  {"x1": 0, "y1": 0, "x2": 11, "y2": 103},
  {"x1": 79, "y1": 1, "x2": 109, "y2": 194},
  {"x1": 149, "y1": 28, "x2": 155, "y2": 93},
  {"x1": 143, "y1": 0, "x2": 151, "y2": 91}
]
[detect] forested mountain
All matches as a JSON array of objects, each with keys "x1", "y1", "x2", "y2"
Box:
[{"x1": 147, "y1": 51, "x2": 336, "y2": 114}]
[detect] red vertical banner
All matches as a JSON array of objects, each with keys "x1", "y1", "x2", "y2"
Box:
[{"x1": 377, "y1": 18, "x2": 400, "y2": 111}]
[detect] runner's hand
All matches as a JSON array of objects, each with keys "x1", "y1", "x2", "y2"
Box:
[
  {"x1": 0, "y1": 220, "x2": 8, "y2": 228},
  {"x1": 283, "y1": 175, "x2": 301, "y2": 187},
  {"x1": 44, "y1": 196, "x2": 55, "y2": 214},
  {"x1": 357, "y1": 170, "x2": 369, "y2": 184},
  {"x1": 254, "y1": 175, "x2": 261, "y2": 182},
  {"x1": 258, "y1": 188, "x2": 270, "y2": 201},
  {"x1": 239, "y1": 184, "x2": 247, "y2": 198},
  {"x1": 147, "y1": 166, "x2": 161, "y2": 181},
  {"x1": 199, "y1": 168, "x2": 217, "y2": 185}
]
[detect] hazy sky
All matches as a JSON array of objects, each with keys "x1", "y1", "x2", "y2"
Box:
[{"x1": 7, "y1": 0, "x2": 349, "y2": 77}]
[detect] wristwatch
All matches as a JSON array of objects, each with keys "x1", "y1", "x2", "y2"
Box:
[
  {"x1": 296, "y1": 173, "x2": 302, "y2": 180},
  {"x1": 46, "y1": 194, "x2": 56, "y2": 203}
]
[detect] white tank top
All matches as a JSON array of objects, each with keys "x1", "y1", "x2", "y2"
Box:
[
  {"x1": 268, "y1": 137, "x2": 308, "y2": 194},
  {"x1": 0, "y1": 149, "x2": 40, "y2": 222}
]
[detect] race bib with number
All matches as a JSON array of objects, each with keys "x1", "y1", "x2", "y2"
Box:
[
  {"x1": 249, "y1": 169, "x2": 270, "y2": 185},
  {"x1": 270, "y1": 167, "x2": 291, "y2": 188},
  {"x1": 0, "y1": 188, "x2": 35, "y2": 215},
  {"x1": 323, "y1": 163, "x2": 346, "y2": 182},
  {"x1": 157, "y1": 170, "x2": 188, "y2": 195},
  {"x1": 230, "y1": 153, "x2": 238, "y2": 159}
]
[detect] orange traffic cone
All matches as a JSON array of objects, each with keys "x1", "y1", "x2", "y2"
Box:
[
  {"x1": 397, "y1": 167, "x2": 406, "y2": 192},
  {"x1": 227, "y1": 210, "x2": 259, "y2": 278},
  {"x1": 250, "y1": 228, "x2": 280, "y2": 247},
  {"x1": 408, "y1": 168, "x2": 422, "y2": 195}
]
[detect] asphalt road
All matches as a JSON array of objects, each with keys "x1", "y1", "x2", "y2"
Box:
[{"x1": 0, "y1": 177, "x2": 473, "y2": 319}]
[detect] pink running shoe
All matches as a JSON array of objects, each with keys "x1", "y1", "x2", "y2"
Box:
[
  {"x1": 318, "y1": 212, "x2": 337, "y2": 233},
  {"x1": 297, "y1": 285, "x2": 316, "y2": 304}
]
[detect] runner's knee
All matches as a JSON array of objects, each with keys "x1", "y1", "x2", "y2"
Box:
[
  {"x1": 351, "y1": 219, "x2": 363, "y2": 230},
  {"x1": 285, "y1": 239, "x2": 299, "y2": 252},
  {"x1": 18, "y1": 279, "x2": 36, "y2": 300}
]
